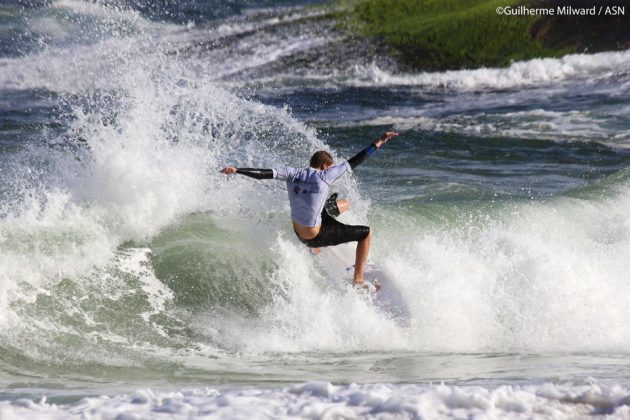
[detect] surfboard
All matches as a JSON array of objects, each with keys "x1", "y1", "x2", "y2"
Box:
[{"x1": 316, "y1": 243, "x2": 412, "y2": 327}]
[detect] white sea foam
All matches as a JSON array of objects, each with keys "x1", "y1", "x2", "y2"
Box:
[
  {"x1": 395, "y1": 189, "x2": 630, "y2": 351},
  {"x1": 0, "y1": 6, "x2": 335, "y2": 92},
  {"x1": 52, "y1": 0, "x2": 149, "y2": 25},
  {"x1": 2, "y1": 382, "x2": 630, "y2": 419},
  {"x1": 20, "y1": 0, "x2": 171, "y2": 52},
  {"x1": 242, "y1": 49, "x2": 630, "y2": 94},
  {"x1": 0, "y1": 22, "x2": 332, "y2": 356},
  {"x1": 182, "y1": 168, "x2": 630, "y2": 355},
  {"x1": 346, "y1": 50, "x2": 630, "y2": 90},
  {"x1": 116, "y1": 248, "x2": 174, "y2": 327}
]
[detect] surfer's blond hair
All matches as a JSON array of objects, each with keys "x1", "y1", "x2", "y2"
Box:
[{"x1": 310, "y1": 151, "x2": 333, "y2": 169}]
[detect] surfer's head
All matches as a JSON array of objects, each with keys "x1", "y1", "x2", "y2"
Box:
[{"x1": 310, "y1": 151, "x2": 333, "y2": 170}]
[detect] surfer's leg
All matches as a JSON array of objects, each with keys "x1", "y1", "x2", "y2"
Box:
[
  {"x1": 336, "y1": 198, "x2": 350, "y2": 215},
  {"x1": 324, "y1": 193, "x2": 350, "y2": 218},
  {"x1": 302, "y1": 212, "x2": 371, "y2": 273},
  {"x1": 353, "y1": 229, "x2": 372, "y2": 284}
]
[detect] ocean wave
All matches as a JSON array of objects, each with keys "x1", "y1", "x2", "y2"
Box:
[
  {"x1": 343, "y1": 108, "x2": 630, "y2": 147},
  {"x1": 51, "y1": 0, "x2": 152, "y2": 27},
  {"x1": 346, "y1": 50, "x2": 630, "y2": 90},
  {"x1": 2, "y1": 0, "x2": 630, "y2": 375},
  {"x1": 2, "y1": 59, "x2": 630, "y2": 365},
  {"x1": 0, "y1": 36, "x2": 330, "y2": 361},
  {"x1": 3, "y1": 381, "x2": 630, "y2": 419},
  {"x1": 0, "y1": 5, "x2": 334, "y2": 93}
]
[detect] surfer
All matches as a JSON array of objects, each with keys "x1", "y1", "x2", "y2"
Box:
[{"x1": 220, "y1": 132, "x2": 398, "y2": 288}]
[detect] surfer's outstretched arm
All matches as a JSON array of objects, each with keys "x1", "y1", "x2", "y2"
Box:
[
  {"x1": 347, "y1": 132, "x2": 399, "y2": 169},
  {"x1": 347, "y1": 131, "x2": 398, "y2": 169},
  {"x1": 220, "y1": 167, "x2": 273, "y2": 179}
]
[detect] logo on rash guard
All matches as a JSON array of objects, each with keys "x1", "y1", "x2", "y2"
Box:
[
  {"x1": 294, "y1": 185, "x2": 300, "y2": 195},
  {"x1": 302, "y1": 189, "x2": 319, "y2": 194}
]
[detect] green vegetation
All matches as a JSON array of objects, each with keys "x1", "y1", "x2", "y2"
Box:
[{"x1": 337, "y1": 0, "x2": 570, "y2": 70}]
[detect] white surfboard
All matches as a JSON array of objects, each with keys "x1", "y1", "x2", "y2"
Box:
[{"x1": 316, "y1": 243, "x2": 411, "y2": 327}]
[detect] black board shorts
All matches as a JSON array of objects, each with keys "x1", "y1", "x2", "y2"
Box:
[{"x1": 295, "y1": 194, "x2": 370, "y2": 248}]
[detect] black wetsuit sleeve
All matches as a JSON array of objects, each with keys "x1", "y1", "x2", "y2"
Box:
[
  {"x1": 347, "y1": 143, "x2": 378, "y2": 170},
  {"x1": 235, "y1": 168, "x2": 274, "y2": 179}
]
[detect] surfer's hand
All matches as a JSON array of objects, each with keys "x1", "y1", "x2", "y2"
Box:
[
  {"x1": 375, "y1": 132, "x2": 399, "y2": 148},
  {"x1": 221, "y1": 166, "x2": 237, "y2": 175}
]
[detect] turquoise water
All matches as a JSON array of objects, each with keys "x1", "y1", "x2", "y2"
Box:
[{"x1": 1, "y1": 1, "x2": 630, "y2": 417}]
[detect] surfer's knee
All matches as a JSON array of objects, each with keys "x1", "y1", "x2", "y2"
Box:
[
  {"x1": 359, "y1": 226, "x2": 371, "y2": 242},
  {"x1": 337, "y1": 198, "x2": 350, "y2": 214}
]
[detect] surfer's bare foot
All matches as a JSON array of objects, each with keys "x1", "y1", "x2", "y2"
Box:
[{"x1": 310, "y1": 247, "x2": 321, "y2": 255}]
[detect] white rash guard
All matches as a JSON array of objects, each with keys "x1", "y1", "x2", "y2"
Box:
[{"x1": 272, "y1": 162, "x2": 351, "y2": 227}]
